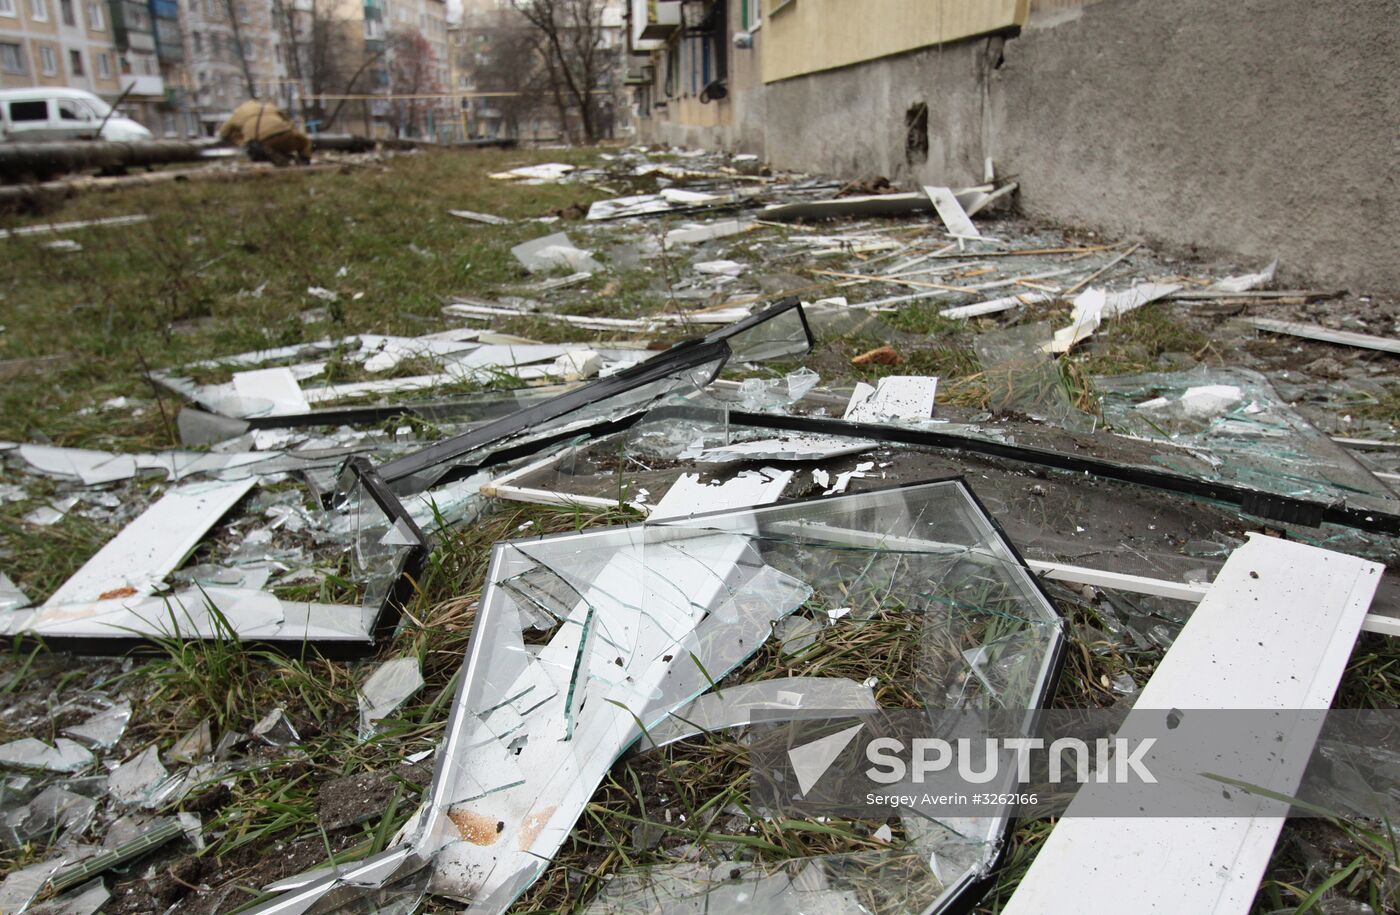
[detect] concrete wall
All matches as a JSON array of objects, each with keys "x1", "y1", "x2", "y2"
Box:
[
  {"x1": 992, "y1": 0, "x2": 1399, "y2": 291},
  {"x1": 640, "y1": 0, "x2": 1400, "y2": 292}
]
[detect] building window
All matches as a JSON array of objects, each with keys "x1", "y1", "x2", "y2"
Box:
[
  {"x1": 740, "y1": 0, "x2": 761, "y2": 30},
  {"x1": 28, "y1": 0, "x2": 45, "y2": 19},
  {"x1": 69, "y1": 48, "x2": 83, "y2": 74},
  {"x1": 0, "y1": 42, "x2": 23, "y2": 73},
  {"x1": 192, "y1": 30, "x2": 201, "y2": 53},
  {"x1": 59, "y1": 0, "x2": 73, "y2": 23},
  {"x1": 0, "y1": 0, "x2": 15, "y2": 17},
  {"x1": 96, "y1": 50, "x2": 110, "y2": 76},
  {"x1": 86, "y1": 0, "x2": 103, "y2": 29},
  {"x1": 39, "y1": 45, "x2": 57, "y2": 75}
]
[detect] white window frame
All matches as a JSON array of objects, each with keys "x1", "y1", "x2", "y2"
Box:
[
  {"x1": 86, "y1": 0, "x2": 103, "y2": 30},
  {"x1": 95, "y1": 49, "x2": 109, "y2": 77},
  {"x1": 28, "y1": 0, "x2": 46, "y2": 20},
  {"x1": 39, "y1": 44, "x2": 57, "y2": 75},
  {"x1": 0, "y1": 0, "x2": 17, "y2": 16}
]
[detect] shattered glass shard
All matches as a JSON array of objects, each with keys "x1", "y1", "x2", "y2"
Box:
[
  {"x1": 106, "y1": 745, "x2": 169, "y2": 806},
  {"x1": 62, "y1": 700, "x2": 132, "y2": 750},
  {"x1": 252, "y1": 709, "x2": 302, "y2": 747},
  {"x1": 358, "y1": 657, "x2": 426, "y2": 739},
  {"x1": 0, "y1": 739, "x2": 95, "y2": 774}
]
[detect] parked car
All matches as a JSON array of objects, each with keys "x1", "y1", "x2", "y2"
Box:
[{"x1": 0, "y1": 88, "x2": 153, "y2": 142}]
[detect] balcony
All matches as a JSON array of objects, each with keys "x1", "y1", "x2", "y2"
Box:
[
  {"x1": 631, "y1": 0, "x2": 679, "y2": 44},
  {"x1": 122, "y1": 74, "x2": 165, "y2": 97}
]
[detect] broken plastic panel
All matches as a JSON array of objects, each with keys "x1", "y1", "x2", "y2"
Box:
[
  {"x1": 974, "y1": 322, "x2": 1096, "y2": 433},
  {"x1": 0, "y1": 570, "x2": 28, "y2": 612},
  {"x1": 251, "y1": 479, "x2": 1064, "y2": 915},
  {"x1": 374, "y1": 298, "x2": 814, "y2": 492},
  {"x1": 1095, "y1": 367, "x2": 1399, "y2": 515}
]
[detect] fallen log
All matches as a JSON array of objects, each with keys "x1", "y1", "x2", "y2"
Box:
[{"x1": 0, "y1": 140, "x2": 208, "y2": 182}]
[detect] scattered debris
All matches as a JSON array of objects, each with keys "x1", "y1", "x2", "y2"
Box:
[
  {"x1": 843, "y1": 376, "x2": 938, "y2": 423},
  {"x1": 511, "y1": 232, "x2": 603, "y2": 274},
  {"x1": 1045, "y1": 282, "x2": 1182, "y2": 353},
  {"x1": 1244, "y1": 317, "x2": 1400, "y2": 356},
  {"x1": 449, "y1": 209, "x2": 511, "y2": 225},
  {"x1": 850, "y1": 345, "x2": 903, "y2": 366}
]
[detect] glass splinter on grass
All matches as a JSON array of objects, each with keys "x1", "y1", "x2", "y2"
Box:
[{"x1": 249, "y1": 479, "x2": 1065, "y2": 915}]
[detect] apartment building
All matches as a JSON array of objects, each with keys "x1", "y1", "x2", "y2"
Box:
[
  {"x1": 0, "y1": 0, "x2": 122, "y2": 98},
  {"x1": 628, "y1": 0, "x2": 1397, "y2": 292},
  {"x1": 178, "y1": 0, "x2": 290, "y2": 133}
]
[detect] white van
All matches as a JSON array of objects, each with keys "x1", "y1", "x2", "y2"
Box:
[{"x1": 0, "y1": 88, "x2": 153, "y2": 142}]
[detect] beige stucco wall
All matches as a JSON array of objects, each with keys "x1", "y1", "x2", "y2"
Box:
[{"x1": 760, "y1": 0, "x2": 1025, "y2": 83}]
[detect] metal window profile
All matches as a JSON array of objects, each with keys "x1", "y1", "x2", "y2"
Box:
[
  {"x1": 373, "y1": 296, "x2": 814, "y2": 490},
  {"x1": 720, "y1": 410, "x2": 1400, "y2": 536}
]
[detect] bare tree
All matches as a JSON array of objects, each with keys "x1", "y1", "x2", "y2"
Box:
[
  {"x1": 458, "y1": 6, "x2": 551, "y2": 140},
  {"x1": 212, "y1": 0, "x2": 258, "y2": 98},
  {"x1": 385, "y1": 28, "x2": 441, "y2": 138},
  {"x1": 272, "y1": 0, "x2": 386, "y2": 131},
  {"x1": 508, "y1": 0, "x2": 612, "y2": 143}
]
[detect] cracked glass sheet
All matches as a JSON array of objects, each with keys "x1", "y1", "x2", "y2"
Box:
[
  {"x1": 636, "y1": 677, "x2": 879, "y2": 750},
  {"x1": 418, "y1": 527, "x2": 812, "y2": 902},
  {"x1": 0, "y1": 471, "x2": 431, "y2": 648},
  {"x1": 488, "y1": 398, "x2": 873, "y2": 512},
  {"x1": 1095, "y1": 366, "x2": 1400, "y2": 514},
  {"x1": 379, "y1": 300, "x2": 815, "y2": 496},
  {"x1": 974, "y1": 322, "x2": 1097, "y2": 434},
  {"x1": 253, "y1": 480, "x2": 1063, "y2": 915},
  {"x1": 326, "y1": 469, "x2": 432, "y2": 641},
  {"x1": 579, "y1": 853, "x2": 946, "y2": 915},
  {"x1": 395, "y1": 360, "x2": 728, "y2": 495}
]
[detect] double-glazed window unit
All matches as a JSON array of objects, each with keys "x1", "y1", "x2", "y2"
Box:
[
  {"x1": 0, "y1": 0, "x2": 16, "y2": 17},
  {"x1": 28, "y1": 0, "x2": 46, "y2": 20},
  {"x1": 95, "y1": 50, "x2": 110, "y2": 76},
  {"x1": 0, "y1": 42, "x2": 26, "y2": 73},
  {"x1": 86, "y1": 0, "x2": 103, "y2": 29},
  {"x1": 38, "y1": 45, "x2": 57, "y2": 75},
  {"x1": 69, "y1": 48, "x2": 83, "y2": 75},
  {"x1": 59, "y1": 0, "x2": 73, "y2": 24}
]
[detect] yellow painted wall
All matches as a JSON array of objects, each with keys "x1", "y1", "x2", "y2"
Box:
[{"x1": 761, "y1": 0, "x2": 1027, "y2": 83}]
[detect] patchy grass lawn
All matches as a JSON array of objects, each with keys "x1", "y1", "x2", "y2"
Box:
[{"x1": 0, "y1": 147, "x2": 1395, "y2": 914}]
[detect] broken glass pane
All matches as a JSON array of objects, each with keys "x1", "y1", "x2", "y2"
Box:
[
  {"x1": 1095, "y1": 366, "x2": 1398, "y2": 513},
  {"x1": 250, "y1": 479, "x2": 1063, "y2": 915},
  {"x1": 974, "y1": 322, "x2": 1096, "y2": 433},
  {"x1": 358, "y1": 657, "x2": 425, "y2": 739}
]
